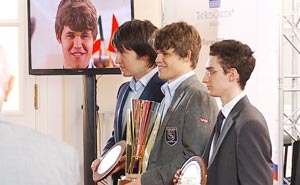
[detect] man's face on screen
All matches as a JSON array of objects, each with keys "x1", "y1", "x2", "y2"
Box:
[{"x1": 57, "y1": 26, "x2": 94, "y2": 69}]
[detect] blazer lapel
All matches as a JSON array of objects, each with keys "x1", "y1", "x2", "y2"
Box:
[
  {"x1": 139, "y1": 72, "x2": 163, "y2": 100},
  {"x1": 154, "y1": 75, "x2": 196, "y2": 146},
  {"x1": 158, "y1": 91, "x2": 186, "y2": 137},
  {"x1": 165, "y1": 75, "x2": 198, "y2": 123},
  {"x1": 208, "y1": 96, "x2": 249, "y2": 167},
  {"x1": 208, "y1": 113, "x2": 235, "y2": 167},
  {"x1": 116, "y1": 84, "x2": 130, "y2": 141}
]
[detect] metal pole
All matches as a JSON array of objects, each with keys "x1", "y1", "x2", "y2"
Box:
[
  {"x1": 83, "y1": 75, "x2": 97, "y2": 185},
  {"x1": 278, "y1": 0, "x2": 284, "y2": 183}
]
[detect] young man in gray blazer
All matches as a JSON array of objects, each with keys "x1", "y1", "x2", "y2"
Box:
[
  {"x1": 201, "y1": 40, "x2": 273, "y2": 185},
  {"x1": 126, "y1": 22, "x2": 218, "y2": 185}
]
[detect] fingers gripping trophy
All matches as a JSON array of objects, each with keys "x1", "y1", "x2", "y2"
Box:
[{"x1": 119, "y1": 99, "x2": 161, "y2": 184}]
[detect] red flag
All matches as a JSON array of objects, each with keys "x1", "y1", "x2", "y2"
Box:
[
  {"x1": 107, "y1": 14, "x2": 119, "y2": 52},
  {"x1": 92, "y1": 39, "x2": 102, "y2": 54}
]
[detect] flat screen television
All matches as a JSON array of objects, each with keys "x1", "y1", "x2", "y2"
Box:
[{"x1": 28, "y1": 0, "x2": 134, "y2": 75}]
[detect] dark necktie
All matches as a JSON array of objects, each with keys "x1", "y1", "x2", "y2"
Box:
[{"x1": 213, "y1": 111, "x2": 225, "y2": 151}]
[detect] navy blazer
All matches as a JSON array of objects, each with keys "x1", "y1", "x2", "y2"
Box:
[
  {"x1": 102, "y1": 72, "x2": 165, "y2": 185},
  {"x1": 102, "y1": 72, "x2": 165, "y2": 154}
]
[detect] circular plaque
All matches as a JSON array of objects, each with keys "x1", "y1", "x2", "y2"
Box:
[
  {"x1": 93, "y1": 140, "x2": 126, "y2": 182},
  {"x1": 179, "y1": 156, "x2": 207, "y2": 185}
]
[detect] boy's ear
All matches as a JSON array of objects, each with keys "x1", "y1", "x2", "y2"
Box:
[
  {"x1": 184, "y1": 50, "x2": 192, "y2": 62},
  {"x1": 228, "y1": 68, "x2": 239, "y2": 82},
  {"x1": 4, "y1": 75, "x2": 14, "y2": 102},
  {"x1": 56, "y1": 34, "x2": 62, "y2": 43}
]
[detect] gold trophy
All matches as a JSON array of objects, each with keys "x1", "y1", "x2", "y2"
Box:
[{"x1": 118, "y1": 99, "x2": 161, "y2": 185}]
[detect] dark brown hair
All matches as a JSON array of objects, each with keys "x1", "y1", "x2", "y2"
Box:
[
  {"x1": 112, "y1": 19, "x2": 158, "y2": 68},
  {"x1": 210, "y1": 39, "x2": 256, "y2": 89}
]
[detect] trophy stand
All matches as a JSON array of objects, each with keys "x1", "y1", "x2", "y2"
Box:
[{"x1": 83, "y1": 75, "x2": 98, "y2": 185}]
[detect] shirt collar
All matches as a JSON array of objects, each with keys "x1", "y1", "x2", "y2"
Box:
[
  {"x1": 130, "y1": 67, "x2": 158, "y2": 91},
  {"x1": 139, "y1": 67, "x2": 158, "y2": 87},
  {"x1": 88, "y1": 61, "x2": 96, "y2": 68},
  {"x1": 221, "y1": 91, "x2": 246, "y2": 118},
  {"x1": 161, "y1": 71, "x2": 195, "y2": 98}
]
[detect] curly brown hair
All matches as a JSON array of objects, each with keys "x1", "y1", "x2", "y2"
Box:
[
  {"x1": 152, "y1": 21, "x2": 201, "y2": 69},
  {"x1": 209, "y1": 39, "x2": 256, "y2": 90},
  {"x1": 55, "y1": 0, "x2": 98, "y2": 40}
]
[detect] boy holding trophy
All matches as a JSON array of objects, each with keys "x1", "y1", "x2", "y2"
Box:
[
  {"x1": 91, "y1": 20, "x2": 165, "y2": 185},
  {"x1": 125, "y1": 22, "x2": 218, "y2": 184}
]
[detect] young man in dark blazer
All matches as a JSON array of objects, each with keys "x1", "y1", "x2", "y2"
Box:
[
  {"x1": 200, "y1": 40, "x2": 273, "y2": 185},
  {"x1": 91, "y1": 20, "x2": 165, "y2": 184},
  {"x1": 126, "y1": 22, "x2": 218, "y2": 185}
]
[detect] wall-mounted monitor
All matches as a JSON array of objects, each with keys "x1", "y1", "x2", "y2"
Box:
[{"x1": 28, "y1": 0, "x2": 134, "y2": 75}]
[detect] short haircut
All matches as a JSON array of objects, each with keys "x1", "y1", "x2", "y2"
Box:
[
  {"x1": 55, "y1": 0, "x2": 98, "y2": 40},
  {"x1": 209, "y1": 39, "x2": 256, "y2": 90},
  {"x1": 152, "y1": 21, "x2": 201, "y2": 69},
  {"x1": 112, "y1": 19, "x2": 158, "y2": 68}
]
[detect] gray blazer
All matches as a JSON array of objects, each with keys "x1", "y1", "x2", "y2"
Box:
[
  {"x1": 204, "y1": 96, "x2": 273, "y2": 185},
  {"x1": 142, "y1": 75, "x2": 218, "y2": 185}
]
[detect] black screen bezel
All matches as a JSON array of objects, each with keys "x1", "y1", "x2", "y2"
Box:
[{"x1": 27, "y1": 0, "x2": 134, "y2": 75}]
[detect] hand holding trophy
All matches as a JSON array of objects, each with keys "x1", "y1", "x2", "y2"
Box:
[{"x1": 119, "y1": 99, "x2": 161, "y2": 185}]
